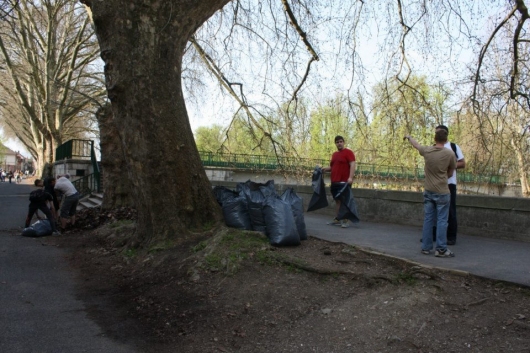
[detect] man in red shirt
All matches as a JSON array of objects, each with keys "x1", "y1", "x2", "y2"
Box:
[{"x1": 321, "y1": 135, "x2": 356, "y2": 228}]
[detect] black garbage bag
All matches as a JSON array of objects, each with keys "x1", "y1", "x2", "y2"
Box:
[
  {"x1": 262, "y1": 196, "x2": 300, "y2": 246},
  {"x1": 307, "y1": 167, "x2": 329, "y2": 212},
  {"x1": 21, "y1": 220, "x2": 53, "y2": 237},
  {"x1": 335, "y1": 183, "x2": 360, "y2": 223},
  {"x1": 280, "y1": 188, "x2": 308, "y2": 240},
  {"x1": 237, "y1": 179, "x2": 276, "y2": 197},
  {"x1": 212, "y1": 186, "x2": 239, "y2": 206},
  {"x1": 258, "y1": 180, "x2": 277, "y2": 197},
  {"x1": 238, "y1": 180, "x2": 277, "y2": 233},
  {"x1": 221, "y1": 196, "x2": 253, "y2": 230}
]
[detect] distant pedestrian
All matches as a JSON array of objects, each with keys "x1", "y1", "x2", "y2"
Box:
[
  {"x1": 7, "y1": 171, "x2": 13, "y2": 183},
  {"x1": 321, "y1": 135, "x2": 357, "y2": 228},
  {"x1": 54, "y1": 174, "x2": 79, "y2": 231},
  {"x1": 25, "y1": 179, "x2": 60, "y2": 235},
  {"x1": 404, "y1": 130, "x2": 456, "y2": 258}
]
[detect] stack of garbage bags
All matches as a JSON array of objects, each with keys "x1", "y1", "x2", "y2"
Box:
[{"x1": 213, "y1": 180, "x2": 307, "y2": 247}]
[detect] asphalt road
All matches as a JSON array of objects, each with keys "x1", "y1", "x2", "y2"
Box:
[{"x1": 0, "y1": 179, "x2": 137, "y2": 353}]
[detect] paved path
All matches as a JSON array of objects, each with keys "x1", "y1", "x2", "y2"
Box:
[
  {"x1": 0, "y1": 179, "x2": 137, "y2": 353},
  {"x1": 304, "y1": 212, "x2": 530, "y2": 287}
]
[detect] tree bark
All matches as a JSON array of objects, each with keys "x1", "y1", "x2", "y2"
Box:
[
  {"x1": 96, "y1": 104, "x2": 135, "y2": 209},
  {"x1": 81, "y1": 0, "x2": 229, "y2": 243},
  {"x1": 512, "y1": 139, "x2": 530, "y2": 196}
]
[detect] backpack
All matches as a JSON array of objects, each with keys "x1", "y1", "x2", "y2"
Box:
[
  {"x1": 29, "y1": 189, "x2": 48, "y2": 203},
  {"x1": 434, "y1": 142, "x2": 459, "y2": 158},
  {"x1": 450, "y1": 142, "x2": 458, "y2": 158}
]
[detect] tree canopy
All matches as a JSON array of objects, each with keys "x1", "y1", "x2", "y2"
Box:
[{"x1": 0, "y1": 0, "x2": 105, "y2": 174}]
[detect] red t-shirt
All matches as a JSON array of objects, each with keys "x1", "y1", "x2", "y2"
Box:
[{"x1": 330, "y1": 148, "x2": 356, "y2": 183}]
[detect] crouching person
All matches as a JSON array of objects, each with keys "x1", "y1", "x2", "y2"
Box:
[
  {"x1": 54, "y1": 174, "x2": 80, "y2": 232},
  {"x1": 25, "y1": 179, "x2": 61, "y2": 235}
]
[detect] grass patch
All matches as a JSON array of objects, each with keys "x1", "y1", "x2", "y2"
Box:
[
  {"x1": 123, "y1": 248, "x2": 138, "y2": 258},
  {"x1": 149, "y1": 239, "x2": 176, "y2": 254},
  {"x1": 189, "y1": 220, "x2": 216, "y2": 233},
  {"x1": 109, "y1": 219, "x2": 135, "y2": 229},
  {"x1": 192, "y1": 241, "x2": 207, "y2": 253},
  {"x1": 395, "y1": 272, "x2": 417, "y2": 285},
  {"x1": 196, "y1": 229, "x2": 271, "y2": 275}
]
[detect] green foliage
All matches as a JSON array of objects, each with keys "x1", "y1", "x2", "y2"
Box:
[
  {"x1": 308, "y1": 95, "x2": 354, "y2": 160},
  {"x1": 200, "y1": 79, "x2": 453, "y2": 173},
  {"x1": 192, "y1": 241, "x2": 208, "y2": 253},
  {"x1": 395, "y1": 272, "x2": 417, "y2": 285},
  {"x1": 123, "y1": 248, "x2": 138, "y2": 258},
  {"x1": 194, "y1": 125, "x2": 225, "y2": 152},
  {"x1": 109, "y1": 219, "x2": 135, "y2": 229},
  {"x1": 368, "y1": 76, "x2": 451, "y2": 169}
]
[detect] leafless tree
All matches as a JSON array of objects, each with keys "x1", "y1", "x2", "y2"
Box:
[{"x1": 0, "y1": 0, "x2": 105, "y2": 174}]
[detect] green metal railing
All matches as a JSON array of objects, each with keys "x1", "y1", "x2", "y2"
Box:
[
  {"x1": 55, "y1": 139, "x2": 93, "y2": 160},
  {"x1": 198, "y1": 151, "x2": 508, "y2": 185},
  {"x1": 55, "y1": 139, "x2": 100, "y2": 196},
  {"x1": 71, "y1": 173, "x2": 100, "y2": 197},
  {"x1": 198, "y1": 151, "x2": 328, "y2": 171}
]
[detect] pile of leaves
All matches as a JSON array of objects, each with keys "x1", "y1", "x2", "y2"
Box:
[{"x1": 74, "y1": 206, "x2": 138, "y2": 231}]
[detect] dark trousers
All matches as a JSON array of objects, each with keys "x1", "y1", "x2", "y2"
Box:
[
  {"x1": 25, "y1": 203, "x2": 57, "y2": 231},
  {"x1": 447, "y1": 184, "x2": 457, "y2": 242},
  {"x1": 432, "y1": 184, "x2": 457, "y2": 242}
]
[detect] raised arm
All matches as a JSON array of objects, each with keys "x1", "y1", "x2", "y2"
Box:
[{"x1": 404, "y1": 135, "x2": 421, "y2": 150}]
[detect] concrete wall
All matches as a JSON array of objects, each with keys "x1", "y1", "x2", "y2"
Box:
[{"x1": 211, "y1": 180, "x2": 530, "y2": 243}]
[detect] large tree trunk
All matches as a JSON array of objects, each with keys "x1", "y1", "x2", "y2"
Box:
[
  {"x1": 39, "y1": 137, "x2": 54, "y2": 178},
  {"x1": 96, "y1": 104, "x2": 135, "y2": 209},
  {"x1": 81, "y1": 0, "x2": 229, "y2": 243}
]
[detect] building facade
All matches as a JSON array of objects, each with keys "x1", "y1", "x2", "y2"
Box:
[{"x1": 0, "y1": 144, "x2": 28, "y2": 172}]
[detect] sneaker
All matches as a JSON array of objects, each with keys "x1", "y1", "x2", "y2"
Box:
[
  {"x1": 421, "y1": 249, "x2": 431, "y2": 255},
  {"x1": 447, "y1": 240, "x2": 456, "y2": 245},
  {"x1": 435, "y1": 249, "x2": 455, "y2": 258},
  {"x1": 52, "y1": 231, "x2": 61, "y2": 236},
  {"x1": 340, "y1": 220, "x2": 350, "y2": 228},
  {"x1": 327, "y1": 218, "x2": 341, "y2": 226}
]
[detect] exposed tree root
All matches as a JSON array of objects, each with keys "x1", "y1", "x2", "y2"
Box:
[
  {"x1": 407, "y1": 268, "x2": 441, "y2": 280},
  {"x1": 466, "y1": 297, "x2": 490, "y2": 307},
  {"x1": 271, "y1": 254, "x2": 393, "y2": 282}
]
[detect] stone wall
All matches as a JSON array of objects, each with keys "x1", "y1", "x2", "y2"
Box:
[
  {"x1": 53, "y1": 159, "x2": 93, "y2": 181},
  {"x1": 211, "y1": 181, "x2": 530, "y2": 243}
]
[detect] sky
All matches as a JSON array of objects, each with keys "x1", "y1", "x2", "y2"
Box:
[
  {"x1": 0, "y1": 128, "x2": 28, "y2": 157},
  {"x1": 183, "y1": 0, "x2": 503, "y2": 133}
]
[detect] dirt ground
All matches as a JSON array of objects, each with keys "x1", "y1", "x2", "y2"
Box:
[{"x1": 45, "y1": 208, "x2": 530, "y2": 353}]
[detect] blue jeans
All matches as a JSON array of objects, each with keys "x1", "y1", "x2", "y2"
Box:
[{"x1": 421, "y1": 190, "x2": 450, "y2": 252}]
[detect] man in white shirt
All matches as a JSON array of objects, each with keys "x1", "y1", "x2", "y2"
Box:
[
  {"x1": 435, "y1": 125, "x2": 465, "y2": 245},
  {"x1": 54, "y1": 174, "x2": 80, "y2": 231}
]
